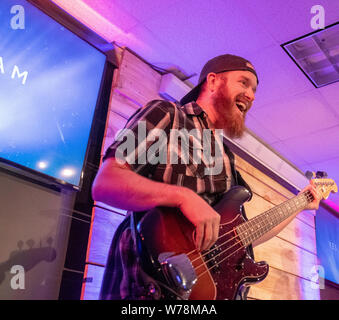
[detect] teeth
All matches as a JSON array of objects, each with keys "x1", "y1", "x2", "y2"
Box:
[{"x1": 236, "y1": 102, "x2": 246, "y2": 112}]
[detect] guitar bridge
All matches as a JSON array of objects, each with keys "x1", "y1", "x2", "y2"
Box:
[{"x1": 158, "y1": 252, "x2": 197, "y2": 299}]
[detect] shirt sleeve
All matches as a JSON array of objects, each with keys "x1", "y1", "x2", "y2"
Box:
[{"x1": 103, "y1": 100, "x2": 174, "y2": 176}]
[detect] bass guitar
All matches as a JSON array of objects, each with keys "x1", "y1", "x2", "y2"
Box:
[{"x1": 135, "y1": 177, "x2": 337, "y2": 300}]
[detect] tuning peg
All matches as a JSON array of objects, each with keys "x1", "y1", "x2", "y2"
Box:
[
  {"x1": 305, "y1": 171, "x2": 315, "y2": 179},
  {"x1": 316, "y1": 171, "x2": 328, "y2": 178}
]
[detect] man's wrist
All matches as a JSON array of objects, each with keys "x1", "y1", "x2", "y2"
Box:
[{"x1": 166, "y1": 185, "x2": 194, "y2": 208}]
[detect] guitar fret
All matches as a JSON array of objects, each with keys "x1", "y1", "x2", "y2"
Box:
[
  {"x1": 237, "y1": 190, "x2": 314, "y2": 247},
  {"x1": 236, "y1": 179, "x2": 338, "y2": 248}
]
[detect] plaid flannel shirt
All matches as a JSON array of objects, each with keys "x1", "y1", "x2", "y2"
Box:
[{"x1": 99, "y1": 100, "x2": 249, "y2": 300}]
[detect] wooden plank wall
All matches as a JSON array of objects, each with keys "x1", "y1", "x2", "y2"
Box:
[
  {"x1": 81, "y1": 48, "x2": 164, "y2": 300},
  {"x1": 81, "y1": 47, "x2": 320, "y2": 300},
  {"x1": 235, "y1": 156, "x2": 320, "y2": 299}
]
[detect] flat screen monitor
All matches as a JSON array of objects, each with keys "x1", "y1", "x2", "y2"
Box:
[
  {"x1": 315, "y1": 206, "x2": 339, "y2": 285},
  {"x1": 0, "y1": 0, "x2": 107, "y2": 188}
]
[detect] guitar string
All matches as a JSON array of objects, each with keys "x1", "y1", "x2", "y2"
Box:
[
  {"x1": 186, "y1": 190, "x2": 313, "y2": 262},
  {"x1": 194, "y1": 191, "x2": 314, "y2": 279},
  {"x1": 196, "y1": 191, "x2": 314, "y2": 267},
  {"x1": 187, "y1": 191, "x2": 314, "y2": 278}
]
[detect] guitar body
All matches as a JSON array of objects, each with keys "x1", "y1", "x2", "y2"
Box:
[{"x1": 136, "y1": 186, "x2": 269, "y2": 300}]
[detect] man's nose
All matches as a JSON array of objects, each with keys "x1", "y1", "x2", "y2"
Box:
[{"x1": 245, "y1": 87, "x2": 255, "y2": 103}]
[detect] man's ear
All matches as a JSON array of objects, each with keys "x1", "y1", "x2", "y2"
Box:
[{"x1": 205, "y1": 72, "x2": 218, "y2": 93}]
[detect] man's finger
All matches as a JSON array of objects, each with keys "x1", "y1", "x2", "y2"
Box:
[
  {"x1": 194, "y1": 225, "x2": 204, "y2": 251},
  {"x1": 203, "y1": 223, "x2": 213, "y2": 251},
  {"x1": 212, "y1": 220, "x2": 220, "y2": 246}
]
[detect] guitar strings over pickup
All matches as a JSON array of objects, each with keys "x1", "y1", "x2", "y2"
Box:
[{"x1": 158, "y1": 252, "x2": 197, "y2": 299}]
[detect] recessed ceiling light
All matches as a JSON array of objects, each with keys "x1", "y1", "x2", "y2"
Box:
[{"x1": 282, "y1": 22, "x2": 339, "y2": 88}]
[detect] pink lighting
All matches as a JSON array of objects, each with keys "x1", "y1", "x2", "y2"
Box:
[
  {"x1": 322, "y1": 199, "x2": 339, "y2": 216},
  {"x1": 51, "y1": 0, "x2": 127, "y2": 42},
  {"x1": 51, "y1": 0, "x2": 149, "y2": 54}
]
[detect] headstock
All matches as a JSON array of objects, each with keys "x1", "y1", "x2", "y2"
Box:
[
  {"x1": 312, "y1": 178, "x2": 338, "y2": 200},
  {"x1": 305, "y1": 171, "x2": 337, "y2": 200}
]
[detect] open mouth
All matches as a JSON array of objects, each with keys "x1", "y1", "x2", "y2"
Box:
[{"x1": 236, "y1": 101, "x2": 247, "y2": 114}]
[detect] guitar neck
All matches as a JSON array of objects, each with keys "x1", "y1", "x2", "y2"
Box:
[{"x1": 236, "y1": 190, "x2": 314, "y2": 246}]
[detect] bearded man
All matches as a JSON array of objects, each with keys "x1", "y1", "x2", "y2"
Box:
[{"x1": 92, "y1": 54, "x2": 320, "y2": 300}]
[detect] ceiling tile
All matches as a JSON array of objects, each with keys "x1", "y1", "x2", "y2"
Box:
[
  {"x1": 80, "y1": 0, "x2": 139, "y2": 32},
  {"x1": 318, "y1": 81, "x2": 339, "y2": 118},
  {"x1": 304, "y1": 157, "x2": 339, "y2": 180},
  {"x1": 112, "y1": 24, "x2": 196, "y2": 77},
  {"x1": 297, "y1": 163, "x2": 319, "y2": 177},
  {"x1": 113, "y1": 0, "x2": 181, "y2": 23},
  {"x1": 279, "y1": 125, "x2": 339, "y2": 164},
  {"x1": 250, "y1": 91, "x2": 339, "y2": 141},
  {"x1": 245, "y1": 113, "x2": 280, "y2": 144},
  {"x1": 270, "y1": 140, "x2": 309, "y2": 167},
  {"x1": 244, "y1": 0, "x2": 339, "y2": 44},
  {"x1": 243, "y1": 0, "x2": 310, "y2": 43},
  {"x1": 141, "y1": 0, "x2": 276, "y2": 85},
  {"x1": 249, "y1": 45, "x2": 315, "y2": 108}
]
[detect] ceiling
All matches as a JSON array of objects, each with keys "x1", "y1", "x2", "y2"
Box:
[{"x1": 51, "y1": 0, "x2": 339, "y2": 209}]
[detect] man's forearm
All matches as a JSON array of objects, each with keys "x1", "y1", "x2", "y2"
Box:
[
  {"x1": 92, "y1": 158, "x2": 189, "y2": 211},
  {"x1": 252, "y1": 184, "x2": 320, "y2": 247},
  {"x1": 252, "y1": 210, "x2": 300, "y2": 247},
  {"x1": 93, "y1": 158, "x2": 223, "y2": 251}
]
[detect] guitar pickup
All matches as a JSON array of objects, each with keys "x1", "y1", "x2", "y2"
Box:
[{"x1": 158, "y1": 252, "x2": 197, "y2": 296}]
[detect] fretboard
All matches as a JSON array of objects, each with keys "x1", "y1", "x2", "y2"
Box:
[{"x1": 236, "y1": 190, "x2": 314, "y2": 246}]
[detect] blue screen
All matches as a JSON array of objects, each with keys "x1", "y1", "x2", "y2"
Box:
[
  {"x1": 315, "y1": 206, "x2": 339, "y2": 285},
  {"x1": 0, "y1": 0, "x2": 106, "y2": 187}
]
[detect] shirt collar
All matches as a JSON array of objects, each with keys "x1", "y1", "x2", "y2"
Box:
[{"x1": 180, "y1": 101, "x2": 205, "y2": 117}]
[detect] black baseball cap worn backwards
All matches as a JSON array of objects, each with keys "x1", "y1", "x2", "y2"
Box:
[{"x1": 180, "y1": 54, "x2": 259, "y2": 105}]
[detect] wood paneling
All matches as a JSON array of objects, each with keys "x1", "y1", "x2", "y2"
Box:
[
  {"x1": 253, "y1": 236, "x2": 318, "y2": 280},
  {"x1": 101, "y1": 111, "x2": 128, "y2": 156},
  {"x1": 235, "y1": 155, "x2": 319, "y2": 299},
  {"x1": 249, "y1": 266, "x2": 320, "y2": 300},
  {"x1": 115, "y1": 49, "x2": 163, "y2": 106},
  {"x1": 86, "y1": 206, "x2": 126, "y2": 266},
  {"x1": 235, "y1": 155, "x2": 295, "y2": 199},
  {"x1": 109, "y1": 90, "x2": 141, "y2": 119},
  {"x1": 81, "y1": 264, "x2": 105, "y2": 300}
]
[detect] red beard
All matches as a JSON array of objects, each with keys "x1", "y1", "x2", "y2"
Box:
[{"x1": 211, "y1": 86, "x2": 246, "y2": 139}]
